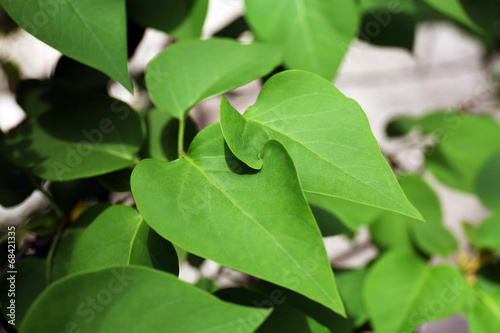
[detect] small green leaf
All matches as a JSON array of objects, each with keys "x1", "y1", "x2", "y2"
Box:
[
  {"x1": 423, "y1": 0, "x2": 481, "y2": 32},
  {"x1": 363, "y1": 249, "x2": 468, "y2": 333},
  {"x1": 476, "y1": 150, "x2": 500, "y2": 210},
  {"x1": 128, "y1": 0, "x2": 208, "y2": 39},
  {"x1": 146, "y1": 38, "x2": 283, "y2": 119},
  {"x1": 68, "y1": 205, "x2": 179, "y2": 276},
  {"x1": 220, "y1": 71, "x2": 422, "y2": 225},
  {"x1": 245, "y1": 0, "x2": 359, "y2": 80},
  {"x1": 0, "y1": 0, "x2": 132, "y2": 91},
  {"x1": 20, "y1": 266, "x2": 270, "y2": 332},
  {"x1": 52, "y1": 203, "x2": 110, "y2": 282},
  {"x1": 131, "y1": 124, "x2": 344, "y2": 315},
  {"x1": 1, "y1": 97, "x2": 145, "y2": 181}
]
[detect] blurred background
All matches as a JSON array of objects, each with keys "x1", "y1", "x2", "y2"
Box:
[{"x1": 1, "y1": 1, "x2": 499, "y2": 332}]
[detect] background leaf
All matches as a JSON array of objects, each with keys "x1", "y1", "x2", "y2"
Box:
[
  {"x1": 245, "y1": 0, "x2": 359, "y2": 80},
  {"x1": 422, "y1": 0, "x2": 480, "y2": 31},
  {"x1": 20, "y1": 266, "x2": 270, "y2": 332},
  {"x1": 0, "y1": 0, "x2": 132, "y2": 91},
  {"x1": 131, "y1": 123, "x2": 344, "y2": 315},
  {"x1": 363, "y1": 249, "x2": 468, "y2": 333},
  {"x1": 145, "y1": 38, "x2": 283, "y2": 119},
  {"x1": 68, "y1": 205, "x2": 179, "y2": 276},
  {"x1": 476, "y1": 150, "x2": 500, "y2": 210},
  {"x1": 1, "y1": 97, "x2": 145, "y2": 181}
]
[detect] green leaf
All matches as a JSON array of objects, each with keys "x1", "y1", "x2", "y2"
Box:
[
  {"x1": 422, "y1": 0, "x2": 481, "y2": 32},
  {"x1": 52, "y1": 203, "x2": 110, "y2": 282},
  {"x1": 363, "y1": 249, "x2": 468, "y2": 333},
  {"x1": 128, "y1": 0, "x2": 208, "y2": 39},
  {"x1": 131, "y1": 123, "x2": 344, "y2": 315},
  {"x1": 336, "y1": 269, "x2": 368, "y2": 327},
  {"x1": 68, "y1": 205, "x2": 179, "y2": 276},
  {"x1": 0, "y1": 153, "x2": 33, "y2": 207},
  {"x1": 370, "y1": 174, "x2": 457, "y2": 256},
  {"x1": 245, "y1": 0, "x2": 359, "y2": 80},
  {"x1": 20, "y1": 266, "x2": 270, "y2": 332},
  {"x1": 215, "y1": 288, "x2": 331, "y2": 333},
  {"x1": 476, "y1": 150, "x2": 500, "y2": 210},
  {"x1": 475, "y1": 212, "x2": 500, "y2": 255},
  {"x1": 0, "y1": 257, "x2": 46, "y2": 324},
  {"x1": 141, "y1": 109, "x2": 198, "y2": 161},
  {"x1": 220, "y1": 70, "x2": 421, "y2": 226},
  {"x1": 0, "y1": 0, "x2": 132, "y2": 91},
  {"x1": 424, "y1": 113, "x2": 500, "y2": 193},
  {"x1": 1, "y1": 97, "x2": 145, "y2": 181},
  {"x1": 465, "y1": 287, "x2": 500, "y2": 333},
  {"x1": 145, "y1": 38, "x2": 283, "y2": 119}
]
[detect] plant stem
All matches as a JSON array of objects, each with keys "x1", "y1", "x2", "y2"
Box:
[
  {"x1": 45, "y1": 216, "x2": 67, "y2": 285},
  {"x1": 178, "y1": 114, "x2": 187, "y2": 158},
  {"x1": 29, "y1": 176, "x2": 64, "y2": 218}
]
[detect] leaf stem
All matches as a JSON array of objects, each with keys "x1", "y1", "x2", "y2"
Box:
[
  {"x1": 178, "y1": 114, "x2": 187, "y2": 158},
  {"x1": 29, "y1": 176, "x2": 64, "y2": 218},
  {"x1": 45, "y1": 215, "x2": 68, "y2": 285}
]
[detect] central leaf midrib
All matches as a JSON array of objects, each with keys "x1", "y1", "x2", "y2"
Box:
[{"x1": 183, "y1": 155, "x2": 336, "y2": 306}]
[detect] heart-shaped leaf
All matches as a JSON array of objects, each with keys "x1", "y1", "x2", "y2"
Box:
[
  {"x1": 0, "y1": 0, "x2": 132, "y2": 91},
  {"x1": 220, "y1": 70, "x2": 421, "y2": 226},
  {"x1": 1, "y1": 97, "x2": 145, "y2": 181},
  {"x1": 245, "y1": 0, "x2": 358, "y2": 80},
  {"x1": 20, "y1": 266, "x2": 270, "y2": 332},
  {"x1": 68, "y1": 205, "x2": 179, "y2": 276},
  {"x1": 465, "y1": 286, "x2": 500, "y2": 333},
  {"x1": 363, "y1": 249, "x2": 467, "y2": 333},
  {"x1": 145, "y1": 38, "x2": 283, "y2": 119},
  {"x1": 131, "y1": 123, "x2": 344, "y2": 315}
]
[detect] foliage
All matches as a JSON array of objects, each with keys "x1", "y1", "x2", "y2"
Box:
[{"x1": 0, "y1": 0, "x2": 499, "y2": 332}]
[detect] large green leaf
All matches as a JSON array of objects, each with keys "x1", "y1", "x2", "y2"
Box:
[
  {"x1": 0, "y1": 0, "x2": 132, "y2": 91},
  {"x1": 220, "y1": 70, "x2": 421, "y2": 226},
  {"x1": 422, "y1": 0, "x2": 480, "y2": 31},
  {"x1": 131, "y1": 123, "x2": 344, "y2": 315},
  {"x1": 1, "y1": 97, "x2": 145, "y2": 181},
  {"x1": 52, "y1": 203, "x2": 110, "y2": 282},
  {"x1": 363, "y1": 249, "x2": 468, "y2": 333},
  {"x1": 68, "y1": 205, "x2": 179, "y2": 276},
  {"x1": 245, "y1": 0, "x2": 358, "y2": 80},
  {"x1": 476, "y1": 150, "x2": 500, "y2": 210},
  {"x1": 370, "y1": 174, "x2": 457, "y2": 256},
  {"x1": 145, "y1": 38, "x2": 283, "y2": 119},
  {"x1": 336, "y1": 269, "x2": 368, "y2": 327},
  {"x1": 128, "y1": 0, "x2": 207, "y2": 39},
  {"x1": 20, "y1": 266, "x2": 270, "y2": 332}
]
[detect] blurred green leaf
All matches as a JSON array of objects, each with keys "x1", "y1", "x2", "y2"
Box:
[
  {"x1": 363, "y1": 249, "x2": 468, "y2": 333},
  {"x1": 336, "y1": 269, "x2": 368, "y2": 327},
  {"x1": 21, "y1": 266, "x2": 270, "y2": 332},
  {"x1": 476, "y1": 150, "x2": 500, "y2": 210},
  {"x1": 245, "y1": 0, "x2": 359, "y2": 80},
  {"x1": 68, "y1": 205, "x2": 179, "y2": 276},
  {"x1": 0, "y1": 153, "x2": 33, "y2": 207}
]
